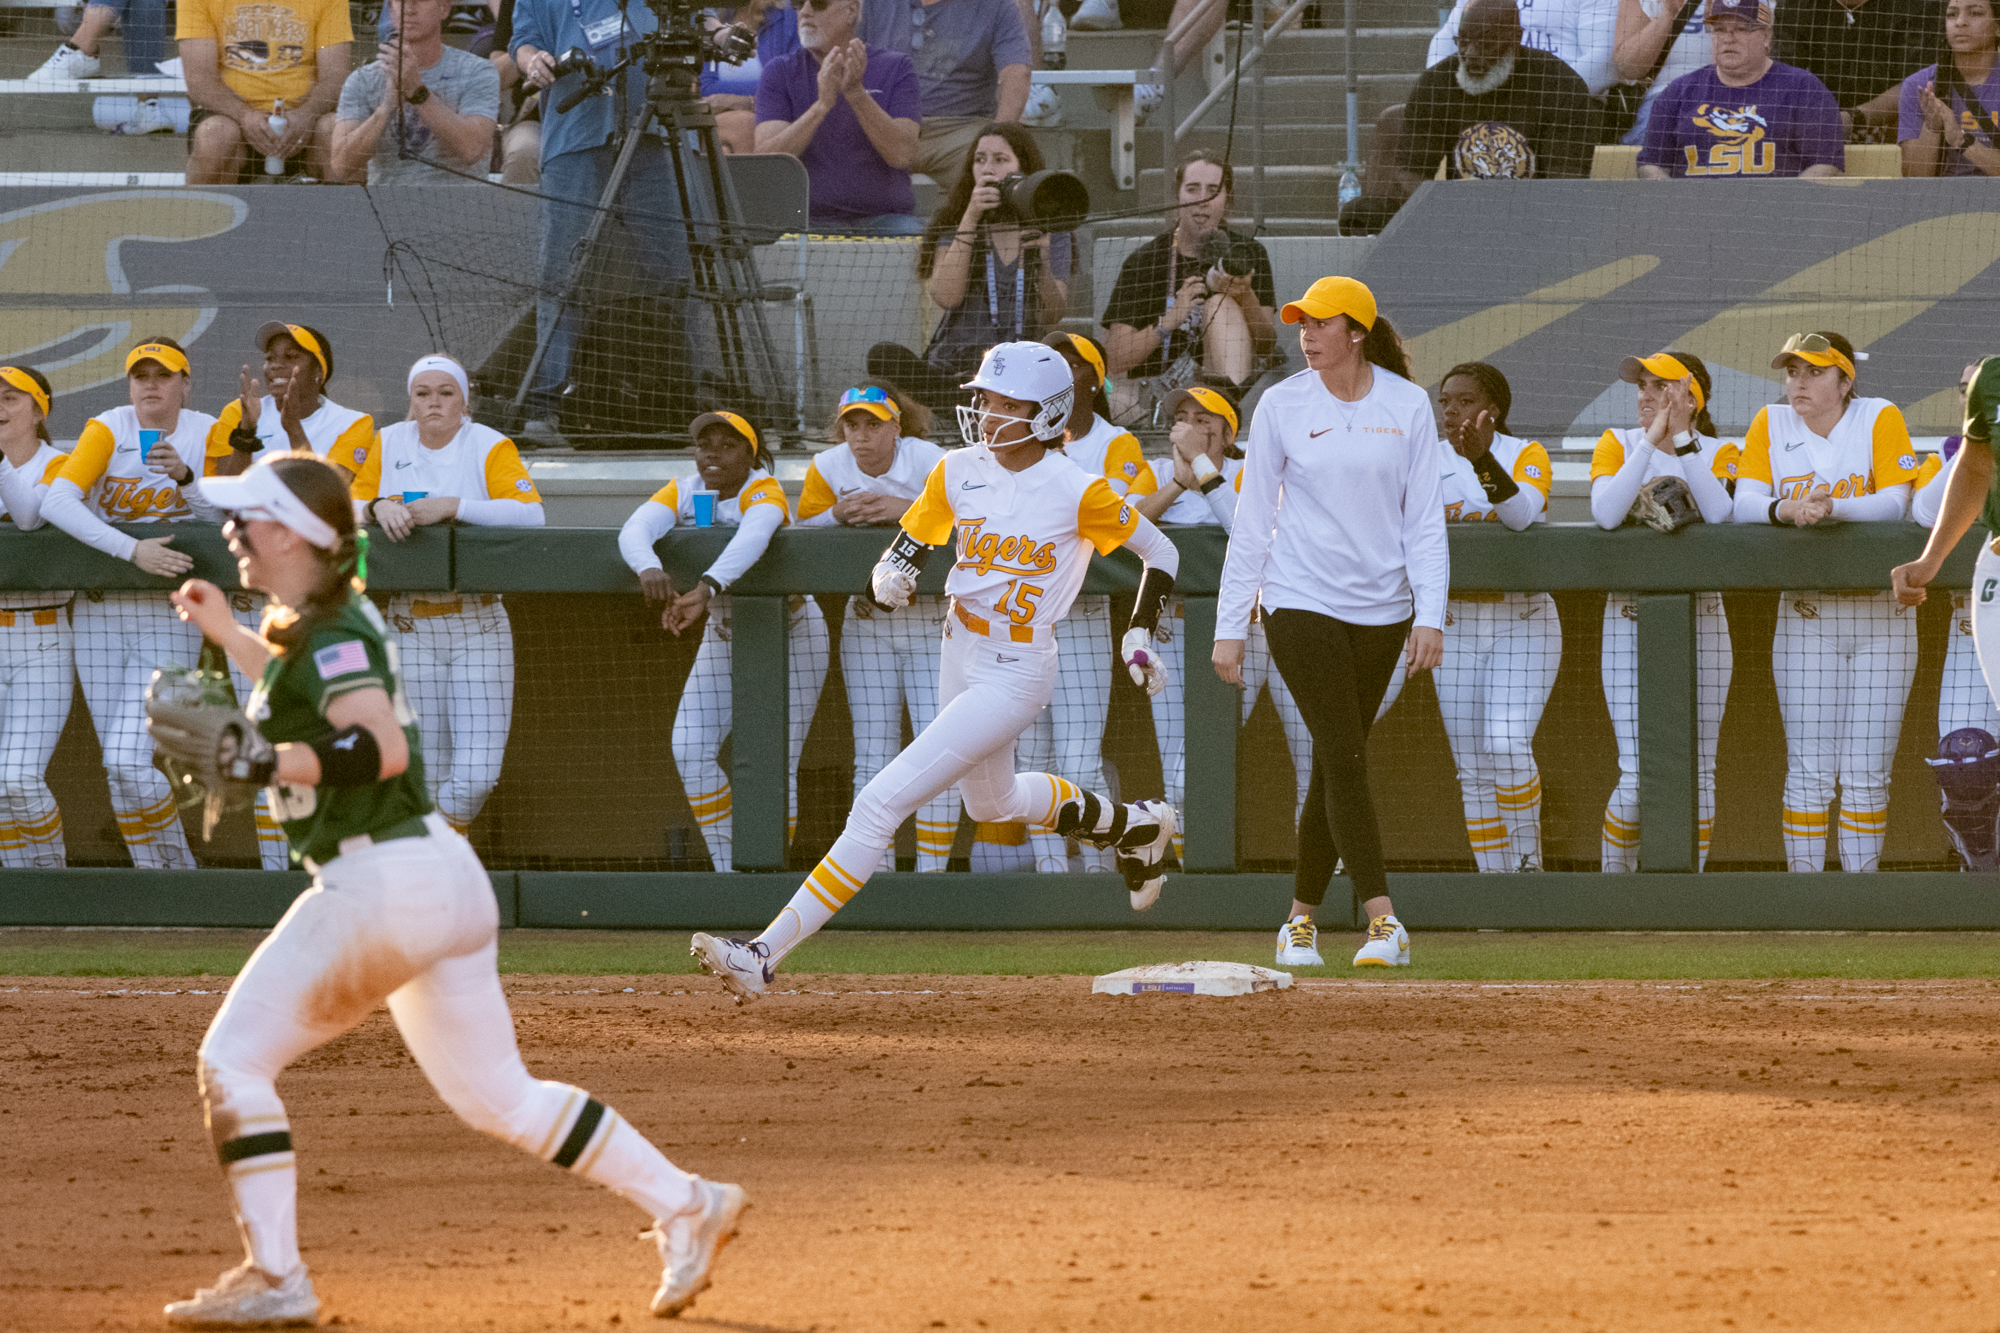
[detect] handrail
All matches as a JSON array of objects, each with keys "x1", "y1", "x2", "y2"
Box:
[{"x1": 1172, "y1": 0, "x2": 1313, "y2": 143}]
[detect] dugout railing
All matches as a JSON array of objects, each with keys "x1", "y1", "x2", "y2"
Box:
[{"x1": 3, "y1": 520, "x2": 1997, "y2": 933}]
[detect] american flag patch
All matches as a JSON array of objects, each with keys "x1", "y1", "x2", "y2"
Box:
[{"x1": 313, "y1": 640, "x2": 372, "y2": 679}]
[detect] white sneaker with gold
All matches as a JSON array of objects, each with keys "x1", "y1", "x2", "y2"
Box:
[{"x1": 1352, "y1": 914, "x2": 1410, "y2": 967}]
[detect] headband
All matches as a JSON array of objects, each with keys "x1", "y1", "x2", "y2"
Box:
[
  {"x1": 126, "y1": 342, "x2": 190, "y2": 376},
  {"x1": 0, "y1": 367, "x2": 49, "y2": 416},
  {"x1": 408, "y1": 355, "x2": 470, "y2": 400}
]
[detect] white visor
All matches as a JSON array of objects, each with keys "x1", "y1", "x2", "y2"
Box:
[{"x1": 199, "y1": 461, "x2": 341, "y2": 550}]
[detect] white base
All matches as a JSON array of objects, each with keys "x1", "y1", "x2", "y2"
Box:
[{"x1": 1092, "y1": 960, "x2": 1292, "y2": 996}]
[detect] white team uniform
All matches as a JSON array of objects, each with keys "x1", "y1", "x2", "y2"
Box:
[
  {"x1": 798, "y1": 437, "x2": 954, "y2": 871},
  {"x1": 1733, "y1": 397, "x2": 1921, "y2": 872},
  {"x1": 619, "y1": 469, "x2": 829, "y2": 872},
  {"x1": 41, "y1": 406, "x2": 227, "y2": 869},
  {"x1": 1912, "y1": 451, "x2": 2000, "y2": 740},
  {"x1": 0, "y1": 442, "x2": 75, "y2": 867},
  {"x1": 1378, "y1": 434, "x2": 1559, "y2": 871},
  {"x1": 351, "y1": 420, "x2": 546, "y2": 835},
  {"x1": 1588, "y1": 427, "x2": 1740, "y2": 870},
  {"x1": 1018, "y1": 416, "x2": 1156, "y2": 871},
  {"x1": 210, "y1": 394, "x2": 375, "y2": 475}
]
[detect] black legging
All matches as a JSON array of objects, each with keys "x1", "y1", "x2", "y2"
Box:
[
  {"x1": 866, "y1": 343, "x2": 973, "y2": 418},
  {"x1": 1263, "y1": 607, "x2": 1411, "y2": 912}
]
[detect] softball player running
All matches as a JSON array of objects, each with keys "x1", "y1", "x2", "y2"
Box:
[
  {"x1": 1590, "y1": 351, "x2": 1738, "y2": 870},
  {"x1": 0, "y1": 366, "x2": 73, "y2": 867},
  {"x1": 158, "y1": 455, "x2": 742, "y2": 1327},
  {"x1": 1016, "y1": 332, "x2": 1157, "y2": 872},
  {"x1": 210, "y1": 323, "x2": 375, "y2": 482},
  {"x1": 40, "y1": 339, "x2": 222, "y2": 869},
  {"x1": 619, "y1": 410, "x2": 829, "y2": 871},
  {"x1": 1737, "y1": 332, "x2": 1920, "y2": 873},
  {"x1": 798, "y1": 383, "x2": 954, "y2": 872},
  {"x1": 691, "y1": 342, "x2": 1180, "y2": 1003},
  {"x1": 350, "y1": 355, "x2": 543, "y2": 836}
]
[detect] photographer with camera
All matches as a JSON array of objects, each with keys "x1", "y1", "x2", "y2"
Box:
[{"x1": 1100, "y1": 151, "x2": 1277, "y2": 427}]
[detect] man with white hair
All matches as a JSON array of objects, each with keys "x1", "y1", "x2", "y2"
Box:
[{"x1": 1399, "y1": 0, "x2": 1600, "y2": 180}]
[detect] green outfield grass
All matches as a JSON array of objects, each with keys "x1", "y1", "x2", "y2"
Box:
[{"x1": 8, "y1": 929, "x2": 2000, "y2": 981}]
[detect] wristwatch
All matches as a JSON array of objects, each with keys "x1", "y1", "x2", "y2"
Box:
[{"x1": 405, "y1": 84, "x2": 431, "y2": 106}]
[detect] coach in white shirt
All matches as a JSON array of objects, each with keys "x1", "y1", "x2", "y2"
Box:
[{"x1": 1215, "y1": 276, "x2": 1449, "y2": 972}]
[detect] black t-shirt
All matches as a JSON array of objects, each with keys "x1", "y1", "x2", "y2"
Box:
[
  {"x1": 1398, "y1": 47, "x2": 1597, "y2": 179},
  {"x1": 1775, "y1": 0, "x2": 1942, "y2": 109},
  {"x1": 1099, "y1": 227, "x2": 1278, "y2": 379}
]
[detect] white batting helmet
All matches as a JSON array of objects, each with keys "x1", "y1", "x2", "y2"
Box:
[{"x1": 957, "y1": 341, "x2": 1076, "y2": 446}]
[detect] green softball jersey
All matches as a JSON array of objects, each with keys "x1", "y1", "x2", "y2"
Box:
[
  {"x1": 1971, "y1": 356, "x2": 2000, "y2": 533},
  {"x1": 246, "y1": 592, "x2": 430, "y2": 867}
]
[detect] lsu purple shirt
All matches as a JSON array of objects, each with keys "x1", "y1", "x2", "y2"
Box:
[
  {"x1": 755, "y1": 45, "x2": 921, "y2": 222},
  {"x1": 1639, "y1": 60, "x2": 1845, "y2": 178}
]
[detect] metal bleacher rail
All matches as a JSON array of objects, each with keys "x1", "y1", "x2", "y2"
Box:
[{"x1": 3, "y1": 518, "x2": 1998, "y2": 936}]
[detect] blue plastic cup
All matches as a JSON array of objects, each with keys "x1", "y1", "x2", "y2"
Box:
[
  {"x1": 691, "y1": 492, "x2": 714, "y2": 527},
  {"x1": 401, "y1": 491, "x2": 428, "y2": 504},
  {"x1": 139, "y1": 429, "x2": 161, "y2": 463}
]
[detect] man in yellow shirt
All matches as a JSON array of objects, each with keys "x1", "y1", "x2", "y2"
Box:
[{"x1": 176, "y1": 0, "x2": 352, "y2": 182}]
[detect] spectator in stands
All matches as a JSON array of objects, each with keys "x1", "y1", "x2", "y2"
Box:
[
  {"x1": 1777, "y1": 0, "x2": 1942, "y2": 137},
  {"x1": 1099, "y1": 150, "x2": 1277, "y2": 424},
  {"x1": 755, "y1": 0, "x2": 923, "y2": 233},
  {"x1": 703, "y1": 1, "x2": 800, "y2": 154},
  {"x1": 864, "y1": 124, "x2": 1072, "y2": 412},
  {"x1": 29, "y1": 0, "x2": 171, "y2": 81},
  {"x1": 489, "y1": 0, "x2": 542, "y2": 184},
  {"x1": 1398, "y1": 0, "x2": 1600, "y2": 181},
  {"x1": 859, "y1": 0, "x2": 1032, "y2": 195},
  {"x1": 1430, "y1": 0, "x2": 1622, "y2": 93},
  {"x1": 1609, "y1": 0, "x2": 1713, "y2": 145},
  {"x1": 1900, "y1": 0, "x2": 2000, "y2": 174},
  {"x1": 332, "y1": 0, "x2": 500, "y2": 185},
  {"x1": 1639, "y1": 0, "x2": 1844, "y2": 176},
  {"x1": 177, "y1": 0, "x2": 351, "y2": 182}
]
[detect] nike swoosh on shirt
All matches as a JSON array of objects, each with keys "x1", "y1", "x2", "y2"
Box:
[
  {"x1": 961, "y1": 481, "x2": 987, "y2": 490},
  {"x1": 1784, "y1": 441, "x2": 1804, "y2": 451},
  {"x1": 1308, "y1": 427, "x2": 1339, "y2": 438},
  {"x1": 394, "y1": 460, "x2": 413, "y2": 468},
  {"x1": 997, "y1": 654, "x2": 1019, "y2": 662}
]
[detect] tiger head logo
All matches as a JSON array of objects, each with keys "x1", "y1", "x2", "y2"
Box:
[
  {"x1": 1693, "y1": 103, "x2": 1768, "y2": 144},
  {"x1": 1453, "y1": 121, "x2": 1536, "y2": 180}
]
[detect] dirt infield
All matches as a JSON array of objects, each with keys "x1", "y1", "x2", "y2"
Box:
[{"x1": 7, "y1": 973, "x2": 2000, "y2": 1332}]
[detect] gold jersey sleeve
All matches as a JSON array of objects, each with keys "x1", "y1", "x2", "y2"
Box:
[
  {"x1": 900, "y1": 458, "x2": 956, "y2": 546},
  {"x1": 1588, "y1": 429, "x2": 1625, "y2": 480},
  {"x1": 481, "y1": 438, "x2": 541, "y2": 502},
  {"x1": 55, "y1": 420, "x2": 116, "y2": 492},
  {"x1": 333, "y1": 415, "x2": 375, "y2": 474},
  {"x1": 348, "y1": 435, "x2": 383, "y2": 502},
  {"x1": 1075, "y1": 476, "x2": 1140, "y2": 555},
  {"x1": 1869, "y1": 404, "x2": 1920, "y2": 488},
  {"x1": 1513, "y1": 440, "x2": 1552, "y2": 497},
  {"x1": 1712, "y1": 442, "x2": 1741, "y2": 483},
  {"x1": 736, "y1": 475, "x2": 789, "y2": 522},
  {"x1": 1104, "y1": 432, "x2": 1157, "y2": 497},
  {"x1": 796, "y1": 461, "x2": 837, "y2": 521},
  {"x1": 1736, "y1": 409, "x2": 1774, "y2": 486},
  {"x1": 648, "y1": 479, "x2": 680, "y2": 511}
]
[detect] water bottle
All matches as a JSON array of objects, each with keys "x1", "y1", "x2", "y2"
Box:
[
  {"x1": 265, "y1": 98, "x2": 286, "y2": 176},
  {"x1": 1338, "y1": 167, "x2": 1361, "y2": 210},
  {"x1": 1042, "y1": 2, "x2": 1067, "y2": 69}
]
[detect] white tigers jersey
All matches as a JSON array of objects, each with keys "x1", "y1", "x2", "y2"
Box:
[
  {"x1": 901, "y1": 445, "x2": 1140, "y2": 634},
  {"x1": 1057, "y1": 416, "x2": 1157, "y2": 499},
  {"x1": 796, "y1": 437, "x2": 947, "y2": 525},
  {"x1": 1442, "y1": 433, "x2": 1551, "y2": 523},
  {"x1": 1149, "y1": 455, "x2": 1243, "y2": 525},
  {"x1": 350, "y1": 420, "x2": 542, "y2": 508},
  {"x1": 1590, "y1": 428, "x2": 1740, "y2": 487},
  {"x1": 211, "y1": 394, "x2": 375, "y2": 472},
  {"x1": 1737, "y1": 397, "x2": 1919, "y2": 503},
  {"x1": 0, "y1": 442, "x2": 74, "y2": 610},
  {"x1": 54, "y1": 406, "x2": 223, "y2": 523}
]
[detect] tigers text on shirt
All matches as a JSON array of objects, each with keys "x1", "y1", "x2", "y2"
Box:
[
  {"x1": 1442, "y1": 434, "x2": 1551, "y2": 525},
  {"x1": 1737, "y1": 398, "x2": 1918, "y2": 504},
  {"x1": 55, "y1": 406, "x2": 223, "y2": 523}
]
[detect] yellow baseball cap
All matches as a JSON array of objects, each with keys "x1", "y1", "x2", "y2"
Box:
[
  {"x1": 1161, "y1": 384, "x2": 1239, "y2": 436},
  {"x1": 1044, "y1": 331, "x2": 1107, "y2": 387},
  {"x1": 125, "y1": 341, "x2": 190, "y2": 376},
  {"x1": 1770, "y1": 332, "x2": 1856, "y2": 380},
  {"x1": 0, "y1": 366, "x2": 50, "y2": 416},
  {"x1": 690, "y1": 410, "x2": 759, "y2": 448},
  {"x1": 1280, "y1": 275, "x2": 1377, "y2": 329},
  {"x1": 1619, "y1": 351, "x2": 1706, "y2": 413},
  {"x1": 255, "y1": 321, "x2": 329, "y2": 378}
]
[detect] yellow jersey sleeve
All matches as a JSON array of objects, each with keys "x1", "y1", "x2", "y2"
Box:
[
  {"x1": 900, "y1": 459, "x2": 955, "y2": 545},
  {"x1": 796, "y1": 461, "x2": 837, "y2": 521},
  {"x1": 333, "y1": 416, "x2": 375, "y2": 474},
  {"x1": 1736, "y1": 409, "x2": 1774, "y2": 486},
  {"x1": 1712, "y1": 442, "x2": 1741, "y2": 483},
  {"x1": 737, "y1": 475, "x2": 790, "y2": 523},
  {"x1": 482, "y1": 439, "x2": 541, "y2": 502},
  {"x1": 56, "y1": 420, "x2": 116, "y2": 492},
  {"x1": 1512, "y1": 441, "x2": 1552, "y2": 497},
  {"x1": 38, "y1": 452, "x2": 71, "y2": 485},
  {"x1": 349, "y1": 436, "x2": 383, "y2": 502},
  {"x1": 1234, "y1": 466, "x2": 1244, "y2": 493},
  {"x1": 648, "y1": 480, "x2": 680, "y2": 510},
  {"x1": 1914, "y1": 453, "x2": 1944, "y2": 489},
  {"x1": 1870, "y1": 404, "x2": 1919, "y2": 488},
  {"x1": 1588, "y1": 429, "x2": 1625, "y2": 480},
  {"x1": 210, "y1": 398, "x2": 244, "y2": 448},
  {"x1": 1105, "y1": 432, "x2": 1156, "y2": 497},
  {"x1": 1076, "y1": 476, "x2": 1140, "y2": 556}
]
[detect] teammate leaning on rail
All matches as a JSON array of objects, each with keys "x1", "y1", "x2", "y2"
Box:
[
  {"x1": 619, "y1": 409, "x2": 829, "y2": 873},
  {"x1": 158, "y1": 454, "x2": 743, "y2": 1327},
  {"x1": 1738, "y1": 331, "x2": 1921, "y2": 874},
  {"x1": 209, "y1": 323, "x2": 375, "y2": 485},
  {"x1": 1214, "y1": 277, "x2": 1448, "y2": 971},
  {"x1": 1376, "y1": 363, "x2": 1558, "y2": 873},
  {"x1": 797, "y1": 382, "x2": 956, "y2": 872},
  {"x1": 1902, "y1": 362, "x2": 2000, "y2": 870},
  {"x1": 0, "y1": 366, "x2": 74, "y2": 868},
  {"x1": 350, "y1": 354, "x2": 544, "y2": 837},
  {"x1": 1590, "y1": 350, "x2": 1738, "y2": 871},
  {"x1": 690, "y1": 342, "x2": 1180, "y2": 1005}
]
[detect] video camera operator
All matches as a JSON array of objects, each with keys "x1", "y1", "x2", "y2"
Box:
[
  {"x1": 513, "y1": 0, "x2": 730, "y2": 443},
  {"x1": 1100, "y1": 149, "x2": 1277, "y2": 427}
]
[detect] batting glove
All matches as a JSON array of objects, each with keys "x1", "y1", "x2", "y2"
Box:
[
  {"x1": 1122, "y1": 626, "x2": 1168, "y2": 696},
  {"x1": 869, "y1": 558, "x2": 917, "y2": 612}
]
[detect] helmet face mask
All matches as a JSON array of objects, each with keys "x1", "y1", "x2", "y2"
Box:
[
  {"x1": 956, "y1": 384, "x2": 1075, "y2": 449},
  {"x1": 957, "y1": 340, "x2": 1076, "y2": 448}
]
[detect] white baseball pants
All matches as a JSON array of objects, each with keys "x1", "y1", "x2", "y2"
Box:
[
  {"x1": 1018, "y1": 594, "x2": 1113, "y2": 872},
  {"x1": 392, "y1": 595, "x2": 516, "y2": 836},
  {"x1": 1435, "y1": 593, "x2": 1560, "y2": 873},
  {"x1": 1601, "y1": 592, "x2": 1732, "y2": 872},
  {"x1": 73, "y1": 592, "x2": 198, "y2": 868},
  {"x1": 1941, "y1": 588, "x2": 2000, "y2": 739},
  {"x1": 839, "y1": 594, "x2": 958, "y2": 871},
  {"x1": 0, "y1": 602, "x2": 72, "y2": 867}
]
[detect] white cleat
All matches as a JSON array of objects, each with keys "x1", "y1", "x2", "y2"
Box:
[
  {"x1": 647, "y1": 1178, "x2": 749, "y2": 1318},
  {"x1": 1116, "y1": 799, "x2": 1176, "y2": 910},
  {"x1": 164, "y1": 1262, "x2": 318, "y2": 1328},
  {"x1": 689, "y1": 932, "x2": 771, "y2": 1005},
  {"x1": 1352, "y1": 914, "x2": 1411, "y2": 967},
  {"x1": 28, "y1": 42, "x2": 100, "y2": 83},
  {"x1": 1275, "y1": 914, "x2": 1324, "y2": 967}
]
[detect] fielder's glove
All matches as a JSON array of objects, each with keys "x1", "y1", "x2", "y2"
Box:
[
  {"x1": 1121, "y1": 627, "x2": 1168, "y2": 696},
  {"x1": 145, "y1": 666, "x2": 276, "y2": 841},
  {"x1": 1628, "y1": 475, "x2": 1703, "y2": 534}
]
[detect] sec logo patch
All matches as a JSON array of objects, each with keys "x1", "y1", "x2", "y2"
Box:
[
  {"x1": 353, "y1": 446, "x2": 367, "y2": 464},
  {"x1": 1899, "y1": 453, "x2": 1918, "y2": 472},
  {"x1": 515, "y1": 478, "x2": 534, "y2": 493},
  {"x1": 1118, "y1": 505, "x2": 1131, "y2": 524},
  {"x1": 1122, "y1": 461, "x2": 1138, "y2": 478},
  {"x1": 1524, "y1": 464, "x2": 1542, "y2": 479}
]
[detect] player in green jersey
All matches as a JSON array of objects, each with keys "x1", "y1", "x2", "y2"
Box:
[{"x1": 160, "y1": 453, "x2": 744, "y2": 1328}]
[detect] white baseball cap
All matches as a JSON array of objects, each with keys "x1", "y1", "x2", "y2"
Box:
[
  {"x1": 199, "y1": 459, "x2": 340, "y2": 549},
  {"x1": 959, "y1": 341, "x2": 1076, "y2": 444}
]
